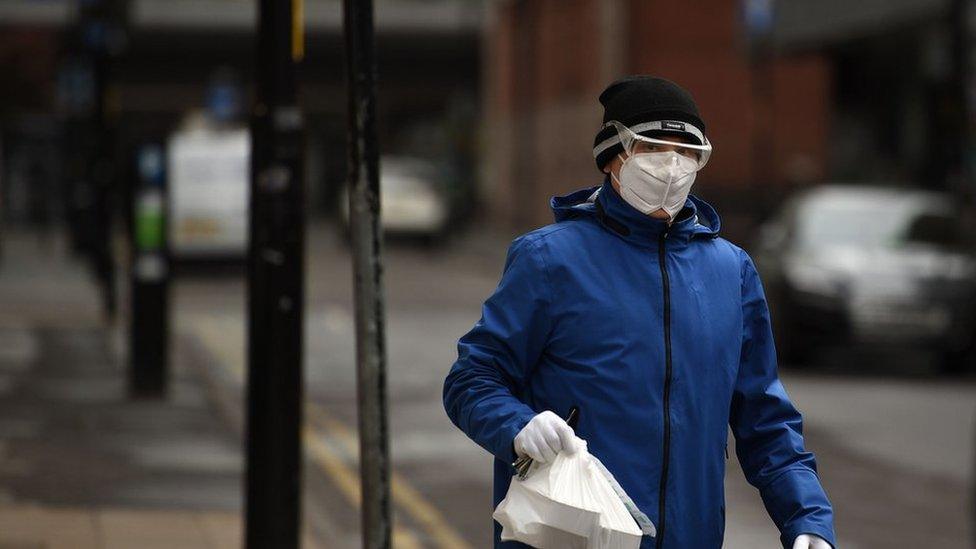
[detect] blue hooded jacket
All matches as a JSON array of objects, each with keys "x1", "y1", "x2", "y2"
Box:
[{"x1": 443, "y1": 181, "x2": 836, "y2": 549}]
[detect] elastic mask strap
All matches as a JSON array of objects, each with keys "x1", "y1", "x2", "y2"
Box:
[
  {"x1": 609, "y1": 153, "x2": 630, "y2": 186},
  {"x1": 609, "y1": 153, "x2": 627, "y2": 187}
]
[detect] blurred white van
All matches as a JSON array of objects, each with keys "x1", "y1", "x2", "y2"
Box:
[{"x1": 167, "y1": 124, "x2": 250, "y2": 260}]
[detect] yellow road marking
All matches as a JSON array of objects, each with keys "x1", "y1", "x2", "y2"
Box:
[
  {"x1": 303, "y1": 425, "x2": 421, "y2": 549},
  {"x1": 303, "y1": 426, "x2": 361, "y2": 504},
  {"x1": 189, "y1": 314, "x2": 246, "y2": 381},
  {"x1": 186, "y1": 314, "x2": 466, "y2": 549},
  {"x1": 307, "y1": 404, "x2": 473, "y2": 549}
]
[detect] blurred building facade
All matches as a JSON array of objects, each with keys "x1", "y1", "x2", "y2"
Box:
[
  {"x1": 482, "y1": 0, "x2": 831, "y2": 236},
  {"x1": 482, "y1": 0, "x2": 972, "y2": 239},
  {"x1": 3, "y1": 0, "x2": 975, "y2": 241},
  {"x1": 774, "y1": 0, "x2": 973, "y2": 200},
  {"x1": 0, "y1": 0, "x2": 482, "y2": 224}
]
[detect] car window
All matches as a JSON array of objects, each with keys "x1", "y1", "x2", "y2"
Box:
[
  {"x1": 796, "y1": 199, "x2": 903, "y2": 247},
  {"x1": 902, "y1": 211, "x2": 969, "y2": 250},
  {"x1": 383, "y1": 158, "x2": 440, "y2": 181},
  {"x1": 794, "y1": 192, "x2": 965, "y2": 250}
]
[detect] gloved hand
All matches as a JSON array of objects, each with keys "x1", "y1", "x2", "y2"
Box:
[
  {"x1": 513, "y1": 411, "x2": 580, "y2": 463},
  {"x1": 792, "y1": 534, "x2": 832, "y2": 549}
]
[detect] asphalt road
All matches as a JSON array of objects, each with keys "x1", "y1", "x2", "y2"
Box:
[{"x1": 176, "y1": 223, "x2": 976, "y2": 548}]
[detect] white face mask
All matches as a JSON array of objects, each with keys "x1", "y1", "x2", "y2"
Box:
[{"x1": 611, "y1": 150, "x2": 700, "y2": 220}]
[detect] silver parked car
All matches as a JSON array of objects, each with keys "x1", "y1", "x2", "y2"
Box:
[
  {"x1": 753, "y1": 185, "x2": 976, "y2": 372},
  {"x1": 340, "y1": 155, "x2": 451, "y2": 242}
]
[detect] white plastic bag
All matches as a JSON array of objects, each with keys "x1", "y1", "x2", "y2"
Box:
[{"x1": 493, "y1": 439, "x2": 644, "y2": 549}]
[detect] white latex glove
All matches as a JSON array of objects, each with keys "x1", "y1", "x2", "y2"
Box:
[
  {"x1": 792, "y1": 534, "x2": 832, "y2": 549},
  {"x1": 513, "y1": 411, "x2": 579, "y2": 463}
]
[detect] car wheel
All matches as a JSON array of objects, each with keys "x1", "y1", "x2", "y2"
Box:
[
  {"x1": 769, "y1": 288, "x2": 814, "y2": 368},
  {"x1": 940, "y1": 344, "x2": 975, "y2": 375}
]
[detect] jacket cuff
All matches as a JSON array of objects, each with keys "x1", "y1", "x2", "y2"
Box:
[
  {"x1": 494, "y1": 410, "x2": 536, "y2": 465},
  {"x1": 780, "y1": 526, "x2": 836, "y2": 549},
  {"x1": 762, "y1": 469, "x2": 836, "y2": 549}
]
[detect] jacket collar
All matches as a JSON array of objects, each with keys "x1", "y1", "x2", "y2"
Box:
[{"x1": 551, "y1": 178, "x2": 721, "y2": 248}]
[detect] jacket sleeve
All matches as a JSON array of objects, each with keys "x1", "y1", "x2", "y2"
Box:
[
  {"x1": 729, "y1": 249, "x2": 837, "y2": 549},
  {"x1": 442, "y1": 236, "x2": 551, "y2": 465}
]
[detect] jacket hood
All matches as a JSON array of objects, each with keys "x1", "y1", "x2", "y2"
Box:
[{"x1": 550, "y1": 179, "x2": 721, "y2": 246}]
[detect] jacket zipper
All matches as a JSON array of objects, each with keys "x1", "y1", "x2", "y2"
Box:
[{"x1": 656, "y1": 230, "x2": 673, "y2": 549}]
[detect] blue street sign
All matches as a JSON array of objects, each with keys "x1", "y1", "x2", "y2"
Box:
[
  {"x1": 137, "y1": 144, "x2": 165, "y2": 187},
  {"x1": 743, "y1": 0, "x2": 774, "y2": 38}
]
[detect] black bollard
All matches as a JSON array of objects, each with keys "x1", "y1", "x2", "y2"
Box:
[{"x1": 129, "y1": 143, "x2": 169, "y2": 398}]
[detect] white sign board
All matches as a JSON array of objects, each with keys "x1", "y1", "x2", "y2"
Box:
[{"x1": 168, "y1": 126, "x2": 250, "y2": 258}]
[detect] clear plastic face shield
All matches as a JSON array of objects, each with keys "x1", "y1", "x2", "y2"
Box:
[
  {"x1": 601, "y1": 120, "x2": 714, "y2": 219},
  {"x1": 604, "y1": 120, "x2": 712, "y2": 169}
]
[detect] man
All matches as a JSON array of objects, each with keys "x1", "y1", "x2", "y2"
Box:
[{"x1": 443, "y1": 76, "x2": 835, "y2": 549}]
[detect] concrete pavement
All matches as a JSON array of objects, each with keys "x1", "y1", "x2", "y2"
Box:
[
  {"x1": 0, "y1": 506, "x2": 243, "y2": 549},
  {"x1": 0, "y1": 232, "x2": 321, "y2": 549}
]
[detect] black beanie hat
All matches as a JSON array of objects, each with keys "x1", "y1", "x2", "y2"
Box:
[{"x1": 593, "y1": 76, "x2": 707, "y2": 170}]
